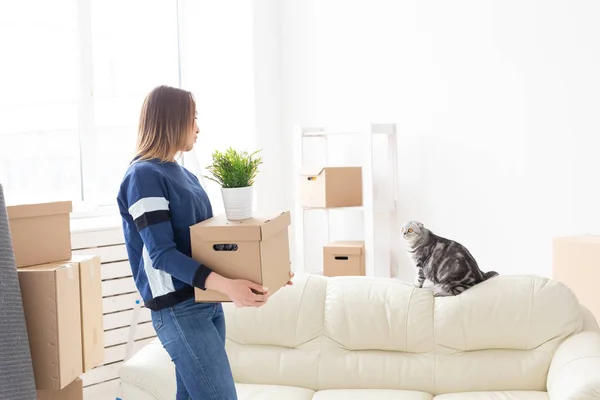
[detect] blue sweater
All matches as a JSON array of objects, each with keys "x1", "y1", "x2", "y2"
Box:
[{"x1": 116, "y1": 158, "x2": 214, "y2": 310}]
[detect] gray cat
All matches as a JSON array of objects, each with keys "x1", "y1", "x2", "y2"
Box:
[{"x1": 401, "y1": 220, "x2": 498, "y2": 297}]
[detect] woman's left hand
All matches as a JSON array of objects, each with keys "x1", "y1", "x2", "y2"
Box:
[{"x1": 284, "y1": 271, "x2": 294, "y2": 287}]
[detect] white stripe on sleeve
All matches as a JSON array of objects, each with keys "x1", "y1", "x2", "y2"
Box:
[{"x1": 128, "y1": 197, "x2": 170, "y2": 220}]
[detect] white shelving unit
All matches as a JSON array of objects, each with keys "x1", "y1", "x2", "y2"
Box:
[{"x1": 292, "y1": 123, "x2": 399, "y2": 278}]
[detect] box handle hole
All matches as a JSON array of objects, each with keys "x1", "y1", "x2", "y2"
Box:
[
  {"x1": 334, "y1": 256, "x2": 349, "y2": 260},
  {"x1": 213, "y1": 244, "x2": 239, "y2": 251}
]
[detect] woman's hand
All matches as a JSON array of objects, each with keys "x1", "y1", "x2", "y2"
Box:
[
  {"x1": 284, "y1": 271, "x2": 295, "y2": 287},
  {"x1": 205, "y1": 272, "x2": 269, "y2": 307},
  {"x1": 224, "y1": 279, "x2": 269, "y2": 307}
]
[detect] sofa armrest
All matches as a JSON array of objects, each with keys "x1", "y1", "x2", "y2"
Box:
[{"x1": 547, "y1": 331, "x2": 600, "y2": 400}]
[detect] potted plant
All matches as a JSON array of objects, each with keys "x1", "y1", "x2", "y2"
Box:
[{"x1": 204, "y1": 147, "x2": 263, "y2": 220}]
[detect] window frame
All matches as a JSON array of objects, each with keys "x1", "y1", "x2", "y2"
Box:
[{"x1": 70, "y1": 0, "x2": 186, "y2": 220}]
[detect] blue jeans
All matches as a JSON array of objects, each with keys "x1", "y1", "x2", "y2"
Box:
[{"x1": 150, "y1": 298, "x2": 238, "y2": 400}]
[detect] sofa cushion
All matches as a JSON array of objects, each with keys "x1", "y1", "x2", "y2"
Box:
[
  {"x1": 224, "y1": 275, "x2": 326, "y2": 389},
  {"x1": 120, "y1": 339, "x2": 175, "y2": 399},
  {"x1": 318, "y1": 277, "x2": 435, "y2": 392},
  {"x1": 313, "y1": 389, "x2": 433, "y2": 399},
  {"x1": 433, "y1": 391, "x2": 548, "y2": 399},
  {"x1": 434, "y1": 276, "x2": 583, "y2": 393},
  {"x1": 119, "y1": 339, "x2": 315, "y2": 400},
  {"x1": 237, "y1": 383, "x2": 314, "y2": 399}
]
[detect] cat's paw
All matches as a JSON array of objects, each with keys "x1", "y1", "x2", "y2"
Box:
[{"x1": 433, "y1": 292, "x2": 452, "y2": 297}]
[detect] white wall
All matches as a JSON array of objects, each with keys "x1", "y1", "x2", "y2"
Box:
[
  {"x1": 252, "y1": 0, "x2": 286, "y2": 215},
  {"x1": 180, "y1": 0, "x2": 289, "y2": 218},
  {"x1": 179, "y1": 0, "x2": 256, "y2": 217},
  {"x1": 280, "y1": 0, "x2": 600, "y2": 281}
]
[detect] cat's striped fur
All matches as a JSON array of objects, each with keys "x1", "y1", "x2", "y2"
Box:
[{"x1": 401, "y1": 221, "x2": 498, "y2": 297}]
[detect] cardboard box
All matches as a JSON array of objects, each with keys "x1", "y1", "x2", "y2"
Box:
[
  {"x1": 300, "y1": 167, "x2": 363, "y2": 208},
  {"x1": 37, "y1": 378, "x2": 83, "y2": 400},
  {"x1": 191, "y1": 211, "x2": 291, "y2": 302},
  {"x1": 71, "y1": 254, "x2": 105, "y2": 372},
  {"x1": 323, "y1": 241, "x2": 365, "y2": 277},
  {"x1": 553, "y1": 235, "x2": 600, "y2": 323},
  {"x1": 18, "y1": 262, "x2": 83, "y2": 390},
  {"x1": 6, "y1": 200, "x2": 72, "y2": 268}
]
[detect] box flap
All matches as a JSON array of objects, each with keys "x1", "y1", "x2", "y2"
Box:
[
  {"x1": 190, "y1": 211, "x2": 291, "y2": 242},
  {"x1": 324, "y1": 241, "x2": 364, "y2": 255},
  {"x1": 19, "y1": 261, "x2": 77, "y2": 273},
  {"x1": 260, "y1": 211, "x2": 291, "y2": 240},
  {"x1": 554, "y1": 235, "x2": 600, "y2": 245},
  {"x1": 300, "y1": 167, "x2": 325, "y2": 177},
  {"x1": 7, "y1": 201, "x2": 72, "y2": 220}
]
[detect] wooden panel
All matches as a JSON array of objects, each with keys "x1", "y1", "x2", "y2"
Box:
[
  {"x1": 101, "y1": 261, "x2": 132, "y2": 280},
  {"x1": 72, "y1": 220, "x2": 157, "y2": 400},
  {"x1": 72, "y1": 227, "x2": 124, "y2": 250},
  {"x1": 84, "y1": 338, "x2": 157, "y2": 387},
  {"x1": 73, "y1": 244, "x2": 128, "y2": 263},
  {"x1": 104, "y1": 322, "x2": 156, "y2": 348},
  {"x1": 83, "y1": 379, "x2": 121, "y2": 400},
  {"x1": 83, "y1": 362, "x2": 123, "y2": 387},
  {"x1": 102, "y1": 293, "x2": 140, "y2": 314},
  {"x1": 102, "y1": 276, "x2": 137, "y2": 297},
  {"x1": 102, "y1": 337, "x2": 155, "y2": 365},
  {"x1": 103, "y1": 308, "x2": 152, "y2": 331}
]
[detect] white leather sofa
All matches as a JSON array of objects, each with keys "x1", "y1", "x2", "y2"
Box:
[{"x1": 119, "y1": 274, "x2": 600, "y2": 399}]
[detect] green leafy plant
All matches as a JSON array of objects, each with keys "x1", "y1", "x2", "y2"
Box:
[{"x1": 204, "y1": 147, "x2": 263, "y2": 188}]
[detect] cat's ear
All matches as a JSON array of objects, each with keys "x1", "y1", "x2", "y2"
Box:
[{"x1": 416, "y1": 222, "x2": 424, "y2": 228}]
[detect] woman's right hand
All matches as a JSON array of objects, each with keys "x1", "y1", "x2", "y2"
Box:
[
  {"x1": 223, "y1": 279, "x2": 269, "y2": 307},
  {"x1": 205, "y1": 272, "x2": 269, "y2": 307}
]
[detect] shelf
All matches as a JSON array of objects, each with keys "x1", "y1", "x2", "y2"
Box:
[
  {"x1": 302, "y1": 131, "x2": 396, "y2": 138},
  {"x1": 293, "y1": 123, "x2": 398, "y2": 280},
  {"x1": 71, "y1": 214, "x2": 122, "y2": 233},
  {"x1": 302, "y1": 202, "x2": 396, "y2": 213},
  {"x1": 301, "y1": 206, "x2": 364, "y2": 211}
]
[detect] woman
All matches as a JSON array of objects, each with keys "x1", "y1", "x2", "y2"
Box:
[{"x1": 117, "y1": 85, "x2": 292, "y2": 400}]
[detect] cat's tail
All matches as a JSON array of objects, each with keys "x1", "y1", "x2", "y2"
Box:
[{"x1": 483, "y1": 270, "x2": 499, "y2": 280}]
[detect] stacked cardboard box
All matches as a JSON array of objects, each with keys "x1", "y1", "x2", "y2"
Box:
[
  {"x1": 553, "y1": 235, "x2": 600, "y2": 324},
  {"x1": 191, "y1": 211, "x2": 292, "y2": 302},
  {"x1": 300, "y1": 166, "x2": 367, "y2": 276},
  {"x1": 300, "y1": 167, "x2": 363, "y2": 208},
  {"x1": 323, "y1": 241, "x2": 366, "y2": 277},
  {"x1": 7, "y1": 201, "x2": 105, "y2": 399},
  {"x1": 36, "y1": 378, "x2": 83, "y2": 400}
]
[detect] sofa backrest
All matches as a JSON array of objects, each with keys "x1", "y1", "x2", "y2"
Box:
[
  {"x1": 223, "y1": 274, "x2": 585, "y2": 394},
  {"x1": 432, "y1": 275, "x2": 582, "y2": 393}
]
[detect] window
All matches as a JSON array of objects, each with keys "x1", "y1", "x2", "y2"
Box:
[
  {"x1": 0, "y1": 0, "x2": 182, "y2": 215},
  {"x1": 1, "y1": 1, "x2": 258, "y2": 218},
  {"x1": 0, "y1": 0, "x2": 82, "y2": 206},
  {"x1": 89, "y1": 0, "x2": 180, "y2": 207}
]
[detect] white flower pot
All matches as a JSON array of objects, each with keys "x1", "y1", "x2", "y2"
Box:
[{"x1": 221, "y1": 186, "x2": 254, "y2": 220}]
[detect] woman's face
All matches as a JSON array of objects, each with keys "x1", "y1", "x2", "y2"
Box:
[{"x1": 182, "y1": 115, "x2": 199, "y2": 152}]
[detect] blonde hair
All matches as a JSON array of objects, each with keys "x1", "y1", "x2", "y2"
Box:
[{"x1": 134, "y1": 85, "x2": 196, "y2": 162}]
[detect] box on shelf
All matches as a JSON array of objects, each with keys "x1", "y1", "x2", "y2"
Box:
[
  {"x1": 300, "y1": 167, "x2": 363, "y2": 208},
  {"x1": 191, "y1": 211, "x2": 292, "y2": 302},
  {"x1": 553, "y1": 235, "x2": 600, "y2": 323},
  {"x1": 18, "y1": 262, "x2": 83, "y2": 390},
  {"x1": 323, "y1": 241, "x2": 365, "y2": 277},
  {"x1": 6, "y1": 200, "x2": 72, "y2": 268},
  {"x1": 71, "y1": 254, "x2": 105, "y2": 372},
  {"x1": 36, "y1": 378, "x2": 83, "y2": 400}
]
